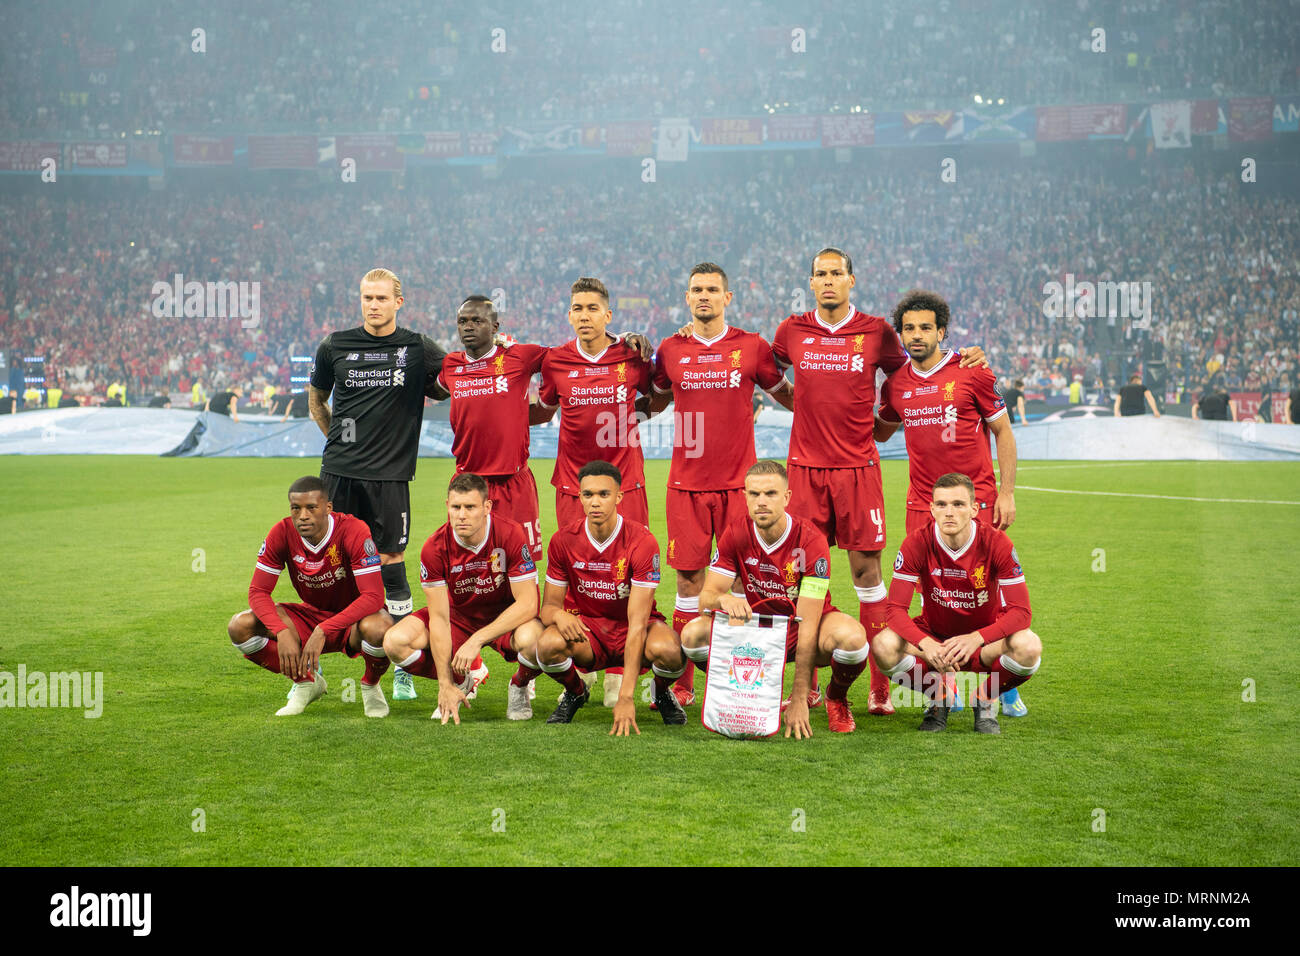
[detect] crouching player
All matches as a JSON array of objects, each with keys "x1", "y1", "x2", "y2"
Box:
[
  {"x1": 871, "y1": 473, "x2": 1042, "y2": 734},
  {"x1": 228, "y1": 476, "x2": 392, "y2": 717},
  {"x1": 679, "y1": 460, "x2": 869, "y2": 738},
  {"x1": 536, "y1": 460, "x2": 689, "y2": 733},
  {"x1": 382, "y1": 473, "x2": 544, "y2": 724}
]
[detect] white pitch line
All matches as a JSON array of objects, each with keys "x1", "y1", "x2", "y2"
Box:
[
  {"x1": 1017, "y1": 462, "x2": 1160, "y2": 471},
  {"x1": 1018, "y1": 484, "x2": 1300, "y2": 505}
]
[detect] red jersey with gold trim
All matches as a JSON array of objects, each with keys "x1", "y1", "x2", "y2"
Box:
[
  {"x1": 771, "y1": 307, "x2": 907, "y2": 468},
  {"x1": 539, "y1": 338, "x2": 652, "y2": 494},
  {"x1": 652, "y1": 326, "x2": 784, "y2": 491},
  {"x1": 249, "y1": 512, "x2": 384, "y2": 638},
  {"x1": 708, "y1": 515, "x2": 833, "y2": 618},
  {"x1": 437, "y1": 342, "x2": 548, "y2": 477},
  {"x1": 544, "y1": 515, "x2": 661, "y2": 622},
  {"x1": 877, "y1": 350, "x2": 1006, "y2": 510},
  {"x1": 418, "y1": 515, "x2": 538, "y2": 630}
]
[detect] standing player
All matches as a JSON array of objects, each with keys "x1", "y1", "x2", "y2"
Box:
[
  {"x1": 432, "y1": 295, "x2": 549, "y2": 559},
  {"x1": 771, "y1": 249, "x2": 986, "y2": 716},
  {"x1": 226, "y1": 476, "x2": 392, "y2": 716},
  {"x1": 382, "y1": 473, "x2": 545, "y2": 723},
  {"x1": 534, "y1": 277, "x2": 654, "y2": 706},
  {"x1": 648, "y1": 262, "x2": 794, "y2": 707},
  {"x1": 308, "y1": 267, "x2": 447, "y2": 702},
  {"x1": 870, "y1": 473, "x2": 1043, "y2": 734},
  {"x1": 873, "y1": 289, "x2": 1026, "y2": 715},
  {"x1": 679, "y1": 461, "x2": 869, "y2": 737},
  {"x1": 535, "y1": 460, "x2": 689, "y2": 733}
]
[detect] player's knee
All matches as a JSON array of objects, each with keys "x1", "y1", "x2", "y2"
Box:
[
  {"x1": 359, "y1": 613, "x2": 390, "y2": 645},
  {"x1": 513, "y1": 619, "x2": 542, "y2": 655},
  {"x1": 382, "y1": 623, "x2": 411, "y2": 660},
  {"x1": 680, "y1": 616, "x2": 709, "y2": 648},
  {"x1": 871, "y1": 628, "x2": 903, "y2": 665},
  {"x1": 834, "y1": 618, "x2": 867, "y2": 651},
  {"x1": 1010, "y1": 629, "x2": 1042, "y2": 664},
  {"x1": 227, "y1": 610, "x2": 253, "y2": 643},
  {"x1": 536, "y1": 627, "x2": 568, "y2": 662}
]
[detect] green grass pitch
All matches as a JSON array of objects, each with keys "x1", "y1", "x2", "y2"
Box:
[{"x1": 1, "y1": 456, "x2": 1296, "y2": 866}]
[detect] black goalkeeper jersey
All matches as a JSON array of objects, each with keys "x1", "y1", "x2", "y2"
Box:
[{"x1": 311, "y1": 326, "x2": 446, "y2": 481}]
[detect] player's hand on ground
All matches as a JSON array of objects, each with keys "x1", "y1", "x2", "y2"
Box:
[
  {"x1": 276, "y1": 629, "x2": 301, "y2": 680},
  {"x1": 620, "y1": 332, "x2": 653, "y2": 361},
  {"x1": 451, "y1": 639, "x2": 482, "y2": 675},
  {"x1": 956, "y1": 345, "x2": 989, "y2": 369},
  {"x1": 993, "y1": 490, "x2": 1016, "y2": 529},
  {"x1": 718, "y1": 594, "x2": 752, "y2": 624},
  {"x1": 300, "y1": 627, "x2": 327, "y2": 676},
  {"x1": 555, "y1": 611, "x2": 590, "y2": 644},
  {"x1": 609, "y1": 699, "x2": 640, "y2": 736},
  {"x1": 437, "y1": 685, "x2": 469, "y2": 725},
  {"x1": 945, "y1": 633, "x2": 983, "y2": 668},
  {"x1": 784, "y1": 698, "x2": 813, "y2": 739}
]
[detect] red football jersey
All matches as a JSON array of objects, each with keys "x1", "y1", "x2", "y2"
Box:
[
  {"x1": 887, "y1": 518, "x2": 1030, "y2": 643},
  {"x1": 877, "y1": 351, "x2": 1007, "y2": 511},
  {"x1": 651, "y1": 326, "x2": 784, "y2": 490},
  {"x1": 544, "y1": 515, "x2": 662, "y2": 622},
  {"x1": 437, "y1": 342, "x2": 548, "y2": 477},
  {"x1": 709, "y1": 515, "x2": 833, "y2": 619},
  {"x1": 418, "y1": 515, "x2": 538, "y2": 630},
  {"x1": 538, "y1": 338, "x2": 652, "y2": 495},
  {"x1": 249, "y1": 512, "x2": 385, "y2": 639},
  {"x1": 772, "y1": 307, "x2": 907, "y2": 468}
]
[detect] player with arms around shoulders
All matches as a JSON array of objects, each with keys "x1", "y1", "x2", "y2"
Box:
[
  {"x1": 679, "y1": 460, "x2": 869, "y2": 738},
  {"x1": 535, "y1": 460, "x2": 689, "y2": 734},
  {"x1": 227, "y1": 476, "x2": 393, "y2": 717},
  {"x1": 646, "y1": 262, "x2": 795, "y2": 708},
  {"x1": 871, "y1": 473, "x2": 1042, "y2": 734},
  {"x1": 873, "y1": 289, "x2": 1026, "y2": 716},
  {"x1": 382, "y1": 473, "x2": 545, "y2": 724},
  {"x1": 308, "y1": 267, "x2": 448, "y2": 702}
]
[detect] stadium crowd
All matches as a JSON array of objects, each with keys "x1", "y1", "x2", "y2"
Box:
[
  {"x1": 2, "y1": 0, "x2": 1297, "y2": 135},
  {"x1": 1, "y1": 151, "x2": 1296, "y2": 414}
]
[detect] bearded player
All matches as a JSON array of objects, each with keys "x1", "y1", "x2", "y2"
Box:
[
  {"x1": 308, "y1": 268, "x2": 447, "y2": 703},
  {"x1": 871, "y1": 473, "x2": 1042, "y2": 734},
  {"x1": 381, "y1": 473, "x2": 544, "y2": 724},
  {"x1": 771, "y1": 248, "x2": 986, "y2": 717},
  {"x1": 535, "y1": 460, "x2": 689, "y2": 733},
  {"x1": 533, "y1": 277, "x2": 655, "y2": 706},
  {"x1": 227, "y1": 476, "x2": 392, "y2": 717},
  {"x1": 648, "y1": 262, "x2": 795, "y2": 708},
  {"x1": 679, "y1": 460, "x2": 869, "y2": 738},
  {"x1": 873, "y1": 289, "x2": 1027, "y2": 716}
]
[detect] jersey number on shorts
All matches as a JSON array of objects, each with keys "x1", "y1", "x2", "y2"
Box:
[{"x1": 870, "y1": 508, "x2": 882, "y2": 535}]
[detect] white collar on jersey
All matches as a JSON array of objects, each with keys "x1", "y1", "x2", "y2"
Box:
[
  {"x1": 299, "y1": 514, "x2": 334, "y2": 554},
  {"x1": 692, "y1": 324, "x2": 729, "y2": 347},
  {"x1": 575, "y1": 339, "x2": 612, "y2": 363},
  {"x1": 814, "y1": 304, "x2": 858, "y2": 334},
  {"x1": 753, "y1": 516, "x2": 793, "y2": 554},
  {"x1": 910, "y1": 349, "x2": 956, "y2": 379},
  {"x1": 934, "y1": 519, "x2": 976, "y2": 561},
  {"x1": 585, "y1": 513, "x2": 624, "y2": 553},
  {"x1": 465, "y1": 344, "x2": 498, "y2": 363},
  {"x1": 454, "y1": 515, "x2": 491, "y2": 554}
]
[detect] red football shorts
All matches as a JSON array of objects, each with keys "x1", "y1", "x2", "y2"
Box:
[
  {"x1": 570, "y1": 611, "x2": 668, "y2": 671},
  {"x1": 272, "y1": 602, "x2": 355, "y2": 655},
  {"x1": 555, "y1": 486, "x2": 650, "y2": 534},
  {"x1": 665, "y1": 487, "x2": 746, "y2": 570},
  {"x1": 788, "y1": 463, "x2": 885, "y2": 551},
  {"x1": 905, "y1": 499, "x2": 994, "y2": 536},
  {"x1": 904, "y1": 615, "x2": 994, "y2": 673},
  {"x1": 411, "y1": 607, "x2": 518, "y2": 662},
  {"x1": 485, "y1": 467, "x2": 542, "y2": 559}
]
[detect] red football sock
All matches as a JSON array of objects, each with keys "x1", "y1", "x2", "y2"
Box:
[
  {"x1": 828, "y1": 657, "x2": 867, "y2": 700},
  {"x1": 471, "y1": 653, "x2": 484, "y2": 670},
  {"x1": 653, "y1": 673, "x2": 673, "y2": 695},
  {"x1": 511, "y1": 660, "x2": 541, "y2": 687},
  {"x1": 976, "y1": 655, "x2": 1033, "y2": 704},
  {"x1": 606, "y1": 666, "x2": 624, "y2": 676},
  {"x1": 242, "y1": 638, "x2": 314, "y2": 682},
  {"x1": 859, "y1": 595, "x2": 890, "y2": 698},
  {"x1": 362, "y1": 651, "x2": 390, "y2": 687},
  {"x1": 547, "y1": 661, "x2": 587, "y2": 696},
  {"x1": 400, "y1": 649, "x2": 437, "y2": 680}
]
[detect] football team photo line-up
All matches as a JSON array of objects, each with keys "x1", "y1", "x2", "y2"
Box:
[{"x1": 227, "y1": 252, "x2": 1040, "y2": 736}]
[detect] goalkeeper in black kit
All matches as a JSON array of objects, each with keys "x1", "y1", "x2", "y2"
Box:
[{"x1": 307, "y1": 267, "x2": 448, "y2": 701}]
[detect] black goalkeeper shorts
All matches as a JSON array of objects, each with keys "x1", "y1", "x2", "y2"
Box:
[{"x1": 320, "y1": 472, "x2": 411, "y2": 554}]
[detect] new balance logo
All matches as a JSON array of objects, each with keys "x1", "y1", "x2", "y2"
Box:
[
  {"x1": 745, "y1": 556, "x2": 760, "y2": 565},
  {"x1": 803, "y1": 337, "x2": 816, "y2": 344},
  {"x1": 679, "y1": 356, "x2": 691, "y2": 363},
  {"x1": 346, "y1": 353, "x2": 359, "y2": 361},
  {"x1": 568, "y1": 370, "x2": 580, "y2": 377}
]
